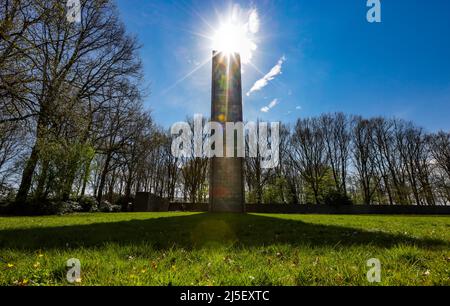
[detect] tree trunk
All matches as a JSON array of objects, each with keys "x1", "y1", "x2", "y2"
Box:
[
  {"x1": 80, "y1": 157, "x2": 93, "y2": 196},
  {"x1": 16, "y1": 143, "x2": 39, "y2": 203},
  {"x1": 97, "y1": 152, "x2": 112, "y2": 203},
  {"x1": 35, "y1": 159, "x2": 49, "y2": 199}
]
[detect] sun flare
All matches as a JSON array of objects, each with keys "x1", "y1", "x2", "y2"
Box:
[
  {"x1": 162, "y1": 6, "x2": 261, "y2": 94},
  {"x1": 211, "y1": 8, "x2": 259, "y2": 64}
]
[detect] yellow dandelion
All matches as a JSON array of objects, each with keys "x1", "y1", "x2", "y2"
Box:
[{"x1": 7, "y1": 263, "x2": 14, "y2": 268}]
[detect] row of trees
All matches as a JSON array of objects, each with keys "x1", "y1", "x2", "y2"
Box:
[
  {"x1": 262, "y1": 115, "x2": 450, "y2": 206},
  {"x1": 75, "y1": 113, "x2": 448, "y2": 207},
  {"x1": 1, "y1": 1, "x2": 449, "y2": 211}
]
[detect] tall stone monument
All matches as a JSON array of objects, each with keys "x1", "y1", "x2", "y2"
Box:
[{"x1": 209, "y1": 51, "x2": 245, "y2": 213}]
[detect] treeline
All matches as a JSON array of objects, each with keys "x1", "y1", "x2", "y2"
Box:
[
  {"x1": 1, "y1": 1, "x2": 449, "y2": 214},
  {"x1": 251, "y1": 115, "x2": 450, "y2": 206}
]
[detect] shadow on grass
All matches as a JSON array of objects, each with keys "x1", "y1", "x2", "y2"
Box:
[{"x1": 0, "y1": 213, "x2": 447, "y2": 251}]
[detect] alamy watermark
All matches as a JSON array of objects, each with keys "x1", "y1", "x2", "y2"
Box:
[
  {"x1": 367, "y1": 258, "x2": 381, "y2": 283},
  {"x1": 367, "y1": 0, "x2": 382, "y2": 23},
  {"x1": 171, "y1": 114, "x2": 280, "y2": 169},
  {"x1": 66, "y1": 258, "x2": 81, "y2": 283},
  {"x1": 66, "y1": 0, "x2": 81, "y2": 24}
]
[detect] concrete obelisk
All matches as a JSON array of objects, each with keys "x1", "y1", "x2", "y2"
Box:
[{"x1": 209, "y1": 51, "x2": 245, "y2": 213}]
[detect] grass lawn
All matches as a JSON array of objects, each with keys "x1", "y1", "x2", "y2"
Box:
[{"x1": 0, "y1": 212, "x2": 449, "y2": 286}]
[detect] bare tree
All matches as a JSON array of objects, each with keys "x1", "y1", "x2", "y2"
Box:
[
  {"x1": 395, "y1": 121, "x2": 435, "y2": 205},
  {"x1": 352, "y1": 117, "x2": 380, "y2": 205},
  {"x1": 290, "y1": 118, "x2": 329, "y2": 204},
  {"x1": 95, "y1": 85, "x2": 142, "y2": 203},
  {"x1": 180, "y1": 117, "x2": 208, "y2": 204},
  {"x1": 244, "y1": 120, "x2": 275, "y2": 204},
  {"x1": 428, "y1": 131, "x2": 450, "y2": 204},
  {"x1": 320, "y1": 113, "x2": 351, "y2": 195}
]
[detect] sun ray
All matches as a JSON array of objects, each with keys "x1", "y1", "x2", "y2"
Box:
[{"x1": 160, "y1": 56, "x2": 212, "y2": 96}]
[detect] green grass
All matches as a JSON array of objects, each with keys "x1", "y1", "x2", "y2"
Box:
[{"x1": 0, "y1": 212, "x2": 449, "y2": 286}]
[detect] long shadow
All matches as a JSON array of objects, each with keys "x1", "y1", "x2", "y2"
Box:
[{"x1": 0, "y1": 213, "x2": 447, "y2": 251}]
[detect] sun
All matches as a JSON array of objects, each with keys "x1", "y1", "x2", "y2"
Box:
[
  {"x1": 212, "y1": 23, "x2": 251, "y2": 54},
  {"x1": 211, "y1": 8, "x2": 259, "y2": 64}
]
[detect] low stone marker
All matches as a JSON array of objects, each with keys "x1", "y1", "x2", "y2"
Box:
[{"x1": 134, "y1": 192, "x2": 169, "y2": 212}]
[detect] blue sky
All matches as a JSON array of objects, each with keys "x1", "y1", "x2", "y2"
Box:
[{"x1": 115, "y1": 0, "x2": 450, "y2": 131}]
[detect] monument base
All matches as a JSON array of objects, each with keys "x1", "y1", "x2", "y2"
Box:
[{"x1": 209, "y1": 157, "x2": 245, "y2": 213}]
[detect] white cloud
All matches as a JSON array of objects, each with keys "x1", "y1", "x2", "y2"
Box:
[
  {"x1": 261, "y1": 98, "x2": 279, "y2": 113},
  {"x1": 248, "y1": 9, "x2": 260, "y2": 34},
  {"x1": 241, "y1": 8, "x2": 259, "y2": 64},
  {"x1": 296, "y1": 106, "x2": 302, "y2": 110},
  {"x1": 247, "y1": 56, "x2": 286, "y2": 96}
]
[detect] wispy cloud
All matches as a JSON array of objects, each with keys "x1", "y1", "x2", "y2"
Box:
[
  {"x1": 261, "y1": 98, "x2": 279, "y2": 113},
  {"x1": 247, "y1": 9, "x2": 260, "y2": 34},
  {"x1": 247, "y1": 56, "x2": 286, "y2": 96}
]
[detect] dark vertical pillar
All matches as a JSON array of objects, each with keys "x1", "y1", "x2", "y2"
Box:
[{"x1": 209, "y1": 51, "x2": 245, "y2": 213}]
